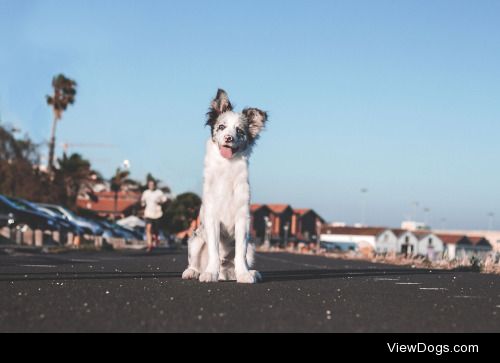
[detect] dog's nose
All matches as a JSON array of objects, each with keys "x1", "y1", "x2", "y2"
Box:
[{"x1": 224, "y1": 135, "x2": 234, "y2": 143}]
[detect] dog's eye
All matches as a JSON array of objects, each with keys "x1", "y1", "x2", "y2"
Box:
[
  {"x1": 236, "y1": 128, "x2": 245, "y2": 137},
  {"x1": 218, "y1": 124, "x2": 226, "y2": 131}
]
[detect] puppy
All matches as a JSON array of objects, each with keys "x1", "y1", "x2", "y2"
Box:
[{"x1": 182, "y1": 89, "x2": 267, "y2": 283}]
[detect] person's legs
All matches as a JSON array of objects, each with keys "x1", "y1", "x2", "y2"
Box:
[
  {"x1": 146, "y1": 221, "x2": 153, "y2": 252},
  {"x1": 153, "y1": 219, "x2": 161, "y2": 247}
]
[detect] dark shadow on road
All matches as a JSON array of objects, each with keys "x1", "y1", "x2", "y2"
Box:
[
  {"x1": 0, "y1": 271, "x2": 183, "y2": 282},
  {"x1": 0, "y1": 248, "x2": 183, "y2": 267},
  {"x1": 0, "y1": 267, "x2": 468, "y2": 283},
  {"x1": 128, "y1": 250, "x2": 181, "y2": 257}
]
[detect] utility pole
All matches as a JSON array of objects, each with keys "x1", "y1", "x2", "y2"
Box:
[
  {"x1": 423, "y1": 207, "x2": 430, "y2": 226},
  {"x1": 412, "y1": 201, "x2": 420, "y2": 221},
  {"x1": 283, "y1": 222, "x2": 289, "y2": 248},
  {"x1": 488, "y1": 212, "x2": 495, "y2": 231}
]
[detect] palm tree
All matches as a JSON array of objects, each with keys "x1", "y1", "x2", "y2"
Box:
[
  {"x1": 46, "y1": 74, "x2": 77, "y2": 172},
  {"x1": 140, "y1": 173, "x2": 171, "y2": 194},
  {"x1": 57, "y1": 153, "x2": 100, "y2": 210},
  {"x1": 110, "y1": 168, "x2": 133, "y2": 219}
]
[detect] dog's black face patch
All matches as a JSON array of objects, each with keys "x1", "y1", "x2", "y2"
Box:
[
  {"x1": 206, "y1": 89, "x2": 233, "y2": 133},
  {"x1": 205, "y1": 89, "x2": 268, "y2": 158},
  {"x1": 212, "y1": 112, "x2": 250, "y2": 159}
]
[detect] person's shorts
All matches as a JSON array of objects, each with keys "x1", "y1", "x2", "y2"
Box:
[{"x1": 145, "y1": 218, "x2": 161, "y2": 234}]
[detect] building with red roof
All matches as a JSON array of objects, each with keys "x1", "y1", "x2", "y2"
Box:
[{"x1": 77, "y1": 191, "x2": 141, "y2": 218}]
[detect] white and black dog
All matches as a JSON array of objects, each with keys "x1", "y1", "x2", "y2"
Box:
[{"x1": 182, "y1": 89, "x2": 267, "y2": 283}]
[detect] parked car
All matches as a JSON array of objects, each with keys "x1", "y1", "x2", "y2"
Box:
[
  {"x1": 12, "y1": 198, "x2": 84, "y2": 236},
  {"x1": 0, "y1": 202, "x2": 15, "y2": 228},
  {"x1": 0, "y1": 195, "x2": 58, "y2": 231},
  {"x1": 37, "y1": 203, "x2": 103, "y2": 236},
  {"x1": 90, "y1": 219, "x2": 142, "y2": 242}
]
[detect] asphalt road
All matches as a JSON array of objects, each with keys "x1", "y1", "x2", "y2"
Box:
[{"x1": 0, "y1": 247, "x2": 499, "y2": 332}]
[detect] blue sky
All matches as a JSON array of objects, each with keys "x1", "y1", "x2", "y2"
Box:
[{"x1": 1, "y1": 0, "x2": 500, "y2": 229}]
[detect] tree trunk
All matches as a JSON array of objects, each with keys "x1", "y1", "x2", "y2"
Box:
[{"x1": 48, "y1": 115, "x2": 58, "y2": 172}]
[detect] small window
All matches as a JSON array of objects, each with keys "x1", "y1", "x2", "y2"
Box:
[
  {"x1": 405, "y1": 236, "x2": 409, "y2": 243},
  {"x1": 428, "y1": 238, "x2": 433, "y2": 246}
]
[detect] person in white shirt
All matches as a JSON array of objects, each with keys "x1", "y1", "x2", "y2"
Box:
[{"x1": 141, "y1": 180, "x2": 167, "y2": 252}]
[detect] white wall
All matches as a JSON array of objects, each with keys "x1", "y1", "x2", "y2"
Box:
[
  {"x1": 375, "y1": 230, "x2": 398, "y2": 253},
  {"x1": 417, "y1": 234, "x2": 445, "y2": 259},
  {"x1": 396, "y1": 231, "x2": 419, "y2": 255},
  {"x1": 321, "y1": 234, "x2": 377, "y2": 249}
]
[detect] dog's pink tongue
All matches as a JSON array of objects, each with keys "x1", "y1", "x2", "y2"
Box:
[{"x1": 220, "y1": 146, "x2": 233, "y2": 159}]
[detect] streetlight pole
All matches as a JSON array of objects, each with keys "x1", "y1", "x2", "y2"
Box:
[
  {"x1": 423, "y1": 207, "x2": 430, "y2": 227},
  {"x1": 412, "y1": 201, "x2": 420, "y2": 221},
  {"x1": 283, "y1": 223, "x2": 289, "y2": 249},
  {"x1": 263, "y1": 216, "x2": 271, "y2": 249},
  {"x1": 488, "y1": 212, "x2": 494, "y2": 231}
]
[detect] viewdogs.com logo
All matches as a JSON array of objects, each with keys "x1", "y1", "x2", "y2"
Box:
[{"x1": 387, "y1": 343, "x2": 479, "y2": 355}]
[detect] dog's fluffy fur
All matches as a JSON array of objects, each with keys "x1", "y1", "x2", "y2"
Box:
[{"x1": 182, "y1": 89, "x2": 267, "y2": 283}]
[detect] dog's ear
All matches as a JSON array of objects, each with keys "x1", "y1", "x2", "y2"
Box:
[
  {"x1": 243, "y1": 108, "x2": 268, "y2": 140},
  {"x1": 206, "y1": 89, "x2": 233, "y2": 128},
  {"x1": 211, "y1": 89, "x2": 233, "y2": 114}
]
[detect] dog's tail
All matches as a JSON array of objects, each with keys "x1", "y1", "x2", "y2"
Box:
[{"x1": 246, "y1": 242, "x2": 256, "y2": 268}]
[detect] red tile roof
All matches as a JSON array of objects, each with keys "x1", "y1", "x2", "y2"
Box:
[
  {"x1": 77, "y1": 191, "x2": 141, "y2": 214},
  {"x1": 250, "y1": 204, "x2": 264, "y2": 212},
  {"x1": 391, "y1": 228, "x2": 408, "y2": 237},
  {"x1": 468, "y1": 236, "x2": 491, "y2": 246},
  {"x1": 294, "y1": 209, "x2": 311, "y2": 216},
  {"x1": 267, "y1": 204, "x2": 291, "y2": 214},
  {"x1": 435, "y1": 234, "x2": 471, "y2": 245}
]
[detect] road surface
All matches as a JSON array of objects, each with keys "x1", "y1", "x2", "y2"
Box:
[{"x1": 0, "y1": 247, "x2": 499, "y2": 332}]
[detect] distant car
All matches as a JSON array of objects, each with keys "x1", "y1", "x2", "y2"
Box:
[
  {"x1": 37, "y1": 203, "x2": 103, "y2": 236},
  {"x1": 0, "y1": 202, "x2": 15, "y2": 228},
  {"x1": 91, "y1": 219, "x2": 142, "y2": 242},
  {"x1": 0, "y1": 195, "x2": 58, "y2": 231},
  {"x1": 12, "y1": 199, "x2": 84, "y2": 236},
  {"x1": 85, "y1": 219, "x2": 117, "y2": 241}
]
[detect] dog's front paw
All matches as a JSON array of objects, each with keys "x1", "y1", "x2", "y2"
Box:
[
  {"x1": 236, "y1": 270, "x2": 262, "y2": 284},
  {"x1": 250, "y1": 270, "x2": 262, "y2": 282},
  {"x1": 199, "y1": 271, "x2": 219, "y2": 283},
  {"x1": 182, "y1": 268, "x2": 200, "y2": 280}
]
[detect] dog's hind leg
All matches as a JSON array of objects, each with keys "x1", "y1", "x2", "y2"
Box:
[
  {"x1": 182, "y1": 229, "x2": 206, "y2": 280},
  {"x1": 219, "y1": 240, "x2": 236, "y2": 281}
]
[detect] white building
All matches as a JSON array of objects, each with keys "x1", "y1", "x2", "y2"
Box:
[
  {"x1": 320, "y1": 225, "x2": 493, "y2": 261},
  {"x1": 392, "y1": 229, "x2": 419, "y2": 255},
  {"x1": 435, "y1": 229, "x2": 500, "y2": 253},
  {"x1": 401, "y1": 220, "x2": 430, "y2": 231},
  {"x1": 414, "y1": 232, "x2": 445, "y2": 260},
  {"x1": 320, "y1": 226, "x2": 389, "y2": 252},
  {"x1": 375, "y1": 229, "x2": 398, "y2": 253}
]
